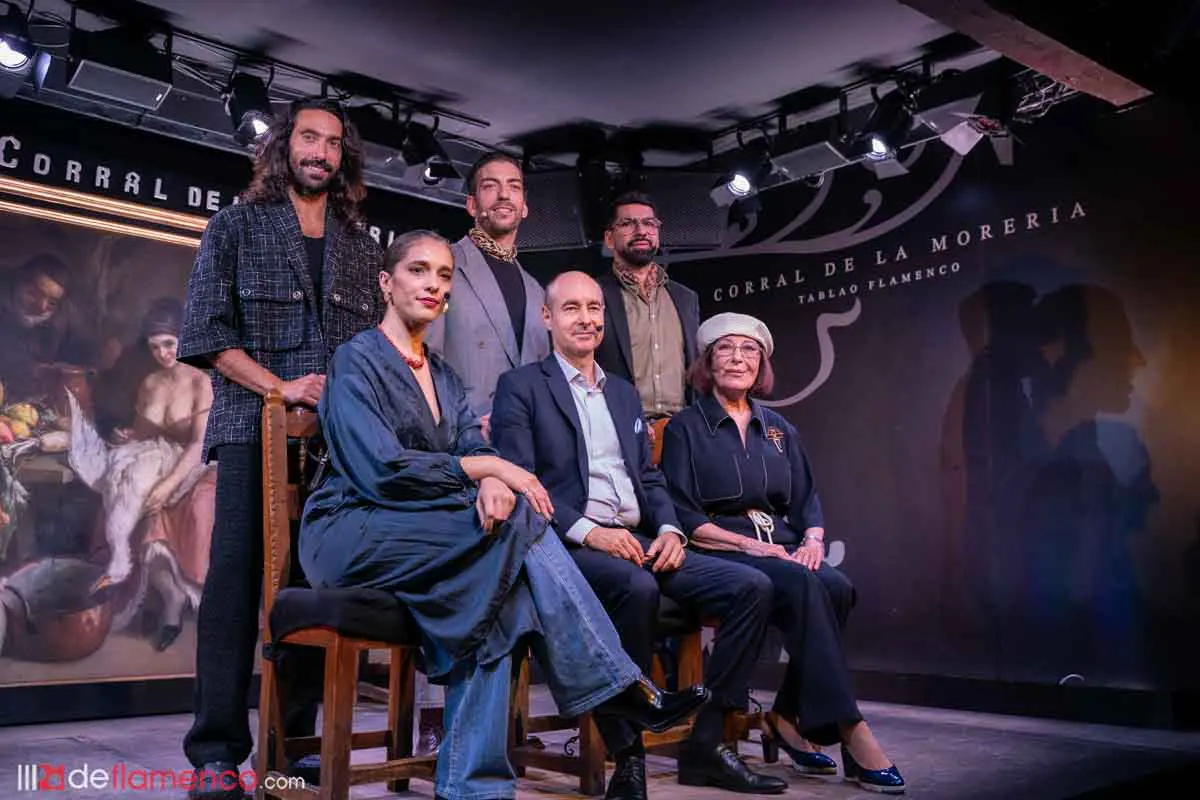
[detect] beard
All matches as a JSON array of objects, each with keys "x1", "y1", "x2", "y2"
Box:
[
  {"x1": 617, "y1": 240, "x2": 657, "y2": 267},
  {"x1": 289, "y1": 154, "x2": 335, "y2": 196},
  {"x1": 478, "y1": 204, "x2": 520, "y2": 238}
]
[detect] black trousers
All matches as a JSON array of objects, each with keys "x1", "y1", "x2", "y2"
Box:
[
  {"x1": 711, "y1": 552, "x2": 858, "y2": 747},
  {"x1": 569, "y1": 533, "x2": 773, "y2": 754},
  {"x1": 183, "y1": 444, "x2": 324, "y2": 768}
]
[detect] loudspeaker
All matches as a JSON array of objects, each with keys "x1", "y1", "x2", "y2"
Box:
[
  {"x1": 516, "y1": 169, "x2": 587, "y2": 251},
  {"x1": 640, "y1": 171, "x2": 728, "y2": 249}
]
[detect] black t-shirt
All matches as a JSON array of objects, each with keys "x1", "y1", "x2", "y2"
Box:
[
  {"x1": 483, "y1": 252, "x2": 526, "y2": 353},
  {"x1": 304, "y1": 236, "x2": 325, "y2": 304}
]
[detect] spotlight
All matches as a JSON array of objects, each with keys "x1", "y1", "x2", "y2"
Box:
[
  {"x1": 0, "y1": 3, "x2": 35, "y2": 98},
  {"x1": 861, "y1": 87, "x2": 915, "y2": 161},
  {"x1": 709, "y1": 137, "x2": 777, "y2": 207},
  {"x1": 867, "y1": 134, "x2": 891, "y2": 160},
  {"x1": 226, "y1": 72, "x2": 273, "y2": 145},
  {"x1": 710, "y1": 173, "x2": 749, "y2": 207},
  {"x1": 0, "y1": 3, "x2": 31, "y2": 68},
  {"x1": 421, "y1": 157, "x2": 460, "y2": 186},
  {"x1": 396, "y1": 122, "x2": 462, "y2": 189},
  {"x1": 729, "y1": 172, "x2": 753, "y2": 195},
  {"x1": 0, "y1": 37, "x2": 28, "y2": 70}
]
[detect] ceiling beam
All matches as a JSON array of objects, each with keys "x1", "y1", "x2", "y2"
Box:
[{"x1": 897, "y1": 0, "x2": 1153, "y2": 107}]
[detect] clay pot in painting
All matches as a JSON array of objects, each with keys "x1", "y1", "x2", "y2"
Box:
[{"x1": 0, "y1": 556, "x2": 114, "y2": 663}]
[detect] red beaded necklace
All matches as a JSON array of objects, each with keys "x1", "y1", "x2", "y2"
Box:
[{"x1": 378, "y1": 325, "x2": 426, "y2": 370}]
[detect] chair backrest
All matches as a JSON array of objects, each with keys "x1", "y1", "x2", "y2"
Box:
[
  {"x1": 260, "y1": 390, "x2": 319, "y2": 627},
  {"x1": 650, "y1": 418, "x2": 669, "y2": 467},
  {"x1": 652, "y1": 419, "x2": 672, "y2": 470}
]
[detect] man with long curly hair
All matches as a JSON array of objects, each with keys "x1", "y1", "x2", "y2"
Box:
[{"x1": 177, "y1": 96, "x2": 385, "y2": 799}]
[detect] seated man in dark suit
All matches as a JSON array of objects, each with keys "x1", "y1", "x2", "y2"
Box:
[{"x1": 492, "y1": 271, "x2": 786, "y2": 799}]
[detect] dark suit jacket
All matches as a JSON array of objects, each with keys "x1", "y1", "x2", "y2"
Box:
[
  {"x1": 178, "y1": 200, "x2": 384, "y2": 458},
  {"x1": 594, "y1": 271, "x2": 701, "y2": 408},
  {"x1": 491, "y1": 353, "x2": 684, "y2": 542}
]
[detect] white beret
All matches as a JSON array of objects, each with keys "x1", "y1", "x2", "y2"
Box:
[{"x1": 697, "y1": 312, "x2": 774, "y2": 358}]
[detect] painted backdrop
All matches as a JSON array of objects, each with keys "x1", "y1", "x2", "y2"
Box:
[{"x1": 665, "y1": 97, "x2": 1200, "y2": 692}]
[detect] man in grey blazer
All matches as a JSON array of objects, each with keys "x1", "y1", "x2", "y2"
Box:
[
  {"x1": 426, "y1": 152, "x2": 550, "y2": 438},
  {"x1": 419, "y1": 151, "x2": 548, "y2": 752}
]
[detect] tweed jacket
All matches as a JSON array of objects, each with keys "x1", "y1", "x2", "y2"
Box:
[{"x1": 178, "y1": 200, "x2": 384, "y2": 458}]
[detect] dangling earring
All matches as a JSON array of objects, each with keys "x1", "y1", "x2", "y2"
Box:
[{"x1": 442, "y1": 297, "x2": 450, "y2": 312}]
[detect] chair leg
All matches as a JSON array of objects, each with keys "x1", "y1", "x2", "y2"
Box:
[
  {"x1": 257, "y1": 654, "x2": 292, "y2": 799},
  {"x1": 255, "y1": 656, "x2": 277, "y2": 800},
  {"x1": 508, "y1": 648, "x2": 530, "y2": 777},
  {"x1": 319, "y1": 638, "x2": 358, "y2": 800},
  {"x1": 578, "y1": 713, "x2": 606, "y2": 796},
  {"x1": 386, "y1": 647, "x2": 416, "y2": 793}
]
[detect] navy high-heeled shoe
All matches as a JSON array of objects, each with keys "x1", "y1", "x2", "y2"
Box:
[
  {"x1": 840, "y1": 743, "x2": 906, "y2": 794},
  {"x1": 759, "y1": 713, "x2": 837, "y2": 776}
]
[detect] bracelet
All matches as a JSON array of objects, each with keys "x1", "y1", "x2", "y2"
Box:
[{"x1": 802, "y1": 535, "x2": 824, "y2": 546}]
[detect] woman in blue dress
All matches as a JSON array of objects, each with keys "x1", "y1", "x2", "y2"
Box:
[{"x1": 299, "y1": 230, "x2": 707, "y2": 800}]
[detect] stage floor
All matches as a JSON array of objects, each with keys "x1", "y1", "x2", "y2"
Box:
[{"x1": 1, "y1": 688, "x2": 1198, "y2": 798}]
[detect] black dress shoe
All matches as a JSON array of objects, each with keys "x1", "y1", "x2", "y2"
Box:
[
  {"x1": 186, "y1": 762, "x2": 246, "y2": 800},
  {"x1": 678, "y1": 744, "x2": 788, "y2": 794},
  {"x1": 595, "y1": 677, "x2": 710, "y2": 734},
  {"x1": 605, "y1": 753, "x2": 647, "y2": 800}
]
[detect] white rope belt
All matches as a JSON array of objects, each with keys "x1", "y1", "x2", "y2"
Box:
[{"x1": 747, "y1": 510, "x2": 775, "y2": 545}]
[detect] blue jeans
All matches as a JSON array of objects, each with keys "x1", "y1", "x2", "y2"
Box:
[{"x1": 435, "y1": 532, "x2": 642, "y2": 800}]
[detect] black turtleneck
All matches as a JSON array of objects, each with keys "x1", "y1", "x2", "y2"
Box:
[{"x1": 483, "y1": 252, "x2": 526, "y2": 353}]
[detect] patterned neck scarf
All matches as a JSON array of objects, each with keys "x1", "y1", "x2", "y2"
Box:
[
  {"x1": 469, "y1": 226, "x2": 518, "y2": 263},
  {"x1": 613, "y1": 261, "x2": 668, "y2": 304}
]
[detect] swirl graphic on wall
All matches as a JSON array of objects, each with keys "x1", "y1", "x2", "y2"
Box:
[{"x1": 762, "y1": 298, "x2": 862, "y2": 409}]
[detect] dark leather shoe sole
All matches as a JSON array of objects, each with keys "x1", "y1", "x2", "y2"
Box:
[{"x1": 678, "y1": 769, "x2": 788, "y2": 795}]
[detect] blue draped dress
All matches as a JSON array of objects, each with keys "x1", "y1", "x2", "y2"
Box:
[{"x1": 298, "y1": 328, "x2": 545, "y2": 681}]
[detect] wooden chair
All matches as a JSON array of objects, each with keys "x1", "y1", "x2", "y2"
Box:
[
  {"x1": 648, "y1": 419, "x2": 768, "y2": 762},
  {"x1": 508, "y1": 603, "x2": 705, "y2": 795},
  {"x1": 649, "y1": 418, "x2": 772, "y2": 760},
  {"x1": 255, "y1": 391, "x2": 436, "y2": 799}
]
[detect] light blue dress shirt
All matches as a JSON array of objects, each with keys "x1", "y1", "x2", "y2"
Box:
[{"x1": 554, "y1": 352, "x2": 685, "y2": 546}]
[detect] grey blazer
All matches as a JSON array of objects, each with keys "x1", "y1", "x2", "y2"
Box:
[{"x1": 426, "y1": 236, "x2": 549, "y2": 417}]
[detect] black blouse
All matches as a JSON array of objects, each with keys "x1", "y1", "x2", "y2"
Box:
[{"x1": 660, "y1": 393, "x2": 824, "y2": 546}]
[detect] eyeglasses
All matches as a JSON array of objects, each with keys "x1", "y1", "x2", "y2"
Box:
[
  {"x1": 611, "y1": 217, "x2": 662, "y2": 233},
  {"x1": 713, "y1": 342, "x2": 762, "y2": 360}
]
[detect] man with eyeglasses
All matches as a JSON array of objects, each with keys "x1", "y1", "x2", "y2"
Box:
[{"x1": 594, "y1": 192, "x2": 699, "y2": 425}]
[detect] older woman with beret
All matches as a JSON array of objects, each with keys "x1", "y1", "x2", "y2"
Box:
[{"x1": 660, "y1": 312, "x2": 905, "y2": 794}]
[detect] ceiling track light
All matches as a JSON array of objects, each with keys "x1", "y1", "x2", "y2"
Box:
[
  {"x1": 0, "y1": 1, "x2": 45, "y2": 98},
  {"x1": 709, "y1": 132, "x2": 778, "y2": 207},
  {"x1": 226, "y1": 69, "x2": 273, "y2": 146},
  {"x1": 861, "y1": 85, "x2": 917, "y2": 161}
]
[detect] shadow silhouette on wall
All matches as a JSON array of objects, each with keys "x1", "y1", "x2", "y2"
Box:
[{"x1": 945, "y1": 281, "x2": 1158, "y2": 687}]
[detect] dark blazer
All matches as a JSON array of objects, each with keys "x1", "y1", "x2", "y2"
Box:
[
  {"x1": 491, "y1": 353, "x2": 684, "y2": 541},
  {"x1": 178, "y1": 200, "x2": 384, "y2": 458},
  {"x1": 594, "y1": 271, "x2": 701, "y2": 406}
]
